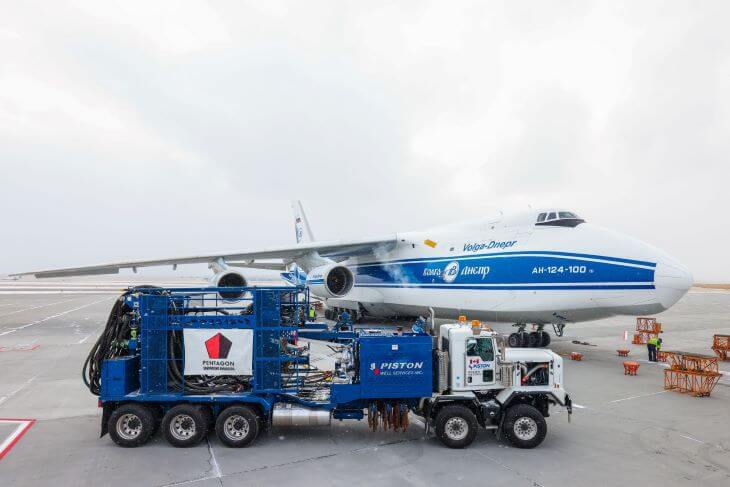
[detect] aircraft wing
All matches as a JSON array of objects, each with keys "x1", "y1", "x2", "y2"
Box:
[{"x1": 9, "y1": 235, "x2": 398, "y2": 278}]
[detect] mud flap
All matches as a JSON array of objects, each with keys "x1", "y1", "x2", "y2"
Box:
[
  {"x1": 100, "y1": 403, "x2": 114, "y2": 438},
  {"x1": 565, "y1": 394, "x2": 573, "y2": 423}
]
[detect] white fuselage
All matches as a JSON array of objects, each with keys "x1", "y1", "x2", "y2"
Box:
[{"x1": 307, "y1": 212, "x2": 693, "y2": 325}]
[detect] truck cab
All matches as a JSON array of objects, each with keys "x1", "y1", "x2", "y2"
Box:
[{"x1": 420, "y1": 323, "x2": 572, "y2": 448}]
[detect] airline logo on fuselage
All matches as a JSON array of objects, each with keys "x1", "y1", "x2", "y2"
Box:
[
  {"x1": 443, "y1": 261, "x2": 460, "y2": 283},
  {"x1": 423, "y1": 260, "x2": 492, "y2": 282},
  {"x1": 463, "y1": 240, "x2": 517, "y2": 252}
]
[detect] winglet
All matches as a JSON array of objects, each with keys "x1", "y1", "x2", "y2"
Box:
[{"x1": 291, "y1": 200, "x2": 315, "y2": 244}]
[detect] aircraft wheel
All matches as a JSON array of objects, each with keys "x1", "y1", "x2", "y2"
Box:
[
  {"x1": 526, "y1": 332, "x2": 541, "y2": 348},
  {"x1": 508, "y1": 333, "x2": 522, "y2": 348},
  {"x1": 518, "y1": 332, "x2": 529, "y2": 348},
  {"x1": 539, "y1": 331, "x2": 551, "y2": 347}
]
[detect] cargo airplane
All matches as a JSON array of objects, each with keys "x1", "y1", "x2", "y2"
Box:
[{"x1": 11, "y1": 201, "x2": 692, "y2": 347}]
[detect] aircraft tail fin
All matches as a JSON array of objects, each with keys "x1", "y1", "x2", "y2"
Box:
[{"x1": 291, "y1": 200, "x2": 315, "y2": 244}]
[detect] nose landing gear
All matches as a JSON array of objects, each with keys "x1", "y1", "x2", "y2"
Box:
[{"x1": 508, "y1": 324, "x2": 557, "y2": 348}]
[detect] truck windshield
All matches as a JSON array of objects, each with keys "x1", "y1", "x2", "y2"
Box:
[{"x1": 466, "y1": 338, "x2": 494, "y2": 362}]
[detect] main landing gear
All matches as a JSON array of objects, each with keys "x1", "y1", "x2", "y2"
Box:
[{"x1": 508, "y1": 324, "x2": 554, "y2": 348}]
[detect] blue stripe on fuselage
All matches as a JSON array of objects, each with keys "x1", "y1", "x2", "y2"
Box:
[
  {"x1": 305, "y1": 252, "x2": 656, "y2": 291},
  {"x1": 355, "y1": 284, "x2": 655, "y2": 290}
]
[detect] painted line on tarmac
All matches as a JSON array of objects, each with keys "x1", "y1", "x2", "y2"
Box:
[
  {"x1": 0, "y1": 419, "x2": 35, "y2": 460},
  {"x1": 0, "y1": 344, "x2": 40, "y2": 352},
  {"x1": 608, "y1": 390, "x2": 670, "y2": 404},
  {"x1": 0, "y1": 297, "x2": 113, "y2": 337},
  {"x1": 0, "y1": 297, "x2": 79, "y2": 318},
  {"x1": 0, "y1": 373, "x2": 39, "y2": 406},
  {"x1": 76, "y1": 334, "x2": 92, "y2": 345},
  {"x1": 679, "y1": 434, "x2": 705, "y2": 444}
]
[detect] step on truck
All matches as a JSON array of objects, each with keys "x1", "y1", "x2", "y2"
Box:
[{"x1": 91, "y1": 286, "x2": 572, "y2": 449}]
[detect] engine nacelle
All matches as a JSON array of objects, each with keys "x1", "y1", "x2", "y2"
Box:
[
  {"x1": 209, "y1": 271, "x2": 248, "y2": 300},
  {"x1": 306, "y1": 264, "x2": 354, "y2": 298}
]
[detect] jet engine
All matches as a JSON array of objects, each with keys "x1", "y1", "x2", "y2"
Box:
[
  {"x1": 209, "y1": 271, "x2": 248, "y2": 300},
  {"x1": 306, "y1": 264, "x2": 354, "y2": 298}
]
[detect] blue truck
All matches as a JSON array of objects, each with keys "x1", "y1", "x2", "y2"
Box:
[{"x1": 90, "y1": 286, "x2": 571, "y2": 449}]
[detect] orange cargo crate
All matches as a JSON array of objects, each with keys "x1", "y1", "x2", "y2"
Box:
[
  {"x1": 664, "y1": 368, "x2": 722, "y2": 397},
  {"x1": 712, "y1": 334, "x2": 730, "y2": 361}
]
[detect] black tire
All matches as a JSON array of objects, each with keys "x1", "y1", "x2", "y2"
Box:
[
  {"x1": 518, "y1": 332, "x2": 529, "y2": 348},
  {"x1": 215, "y1": 405, "x2": 260, "y2": 448},
  {"x1": 108, "y1": 403, "x2": 155, "y2": 448},
  {"x1": 150, "y1": 405, "x2": 163, "y2": 436},
  {"x1": 502, "y1": 404, "x2": 547, "y2": 449},
  {"x1": 434, "y1": 404, "x2": 479, "y2": 449},
  {"x1": 527, "y1": 332, "x2": 540, "y2": 348},
  {"x1": 539, "y1": 331, "x2": 551, "y2": 347},
  {"x1": 162, "y1": 404, "x2": 208, "y2": 448},
  {"x1": 508, "y1": 333, "x2": 522, "y2": 348},
  {"x1": 200, "y1": 407, "x2": 214, "y2": 430}
]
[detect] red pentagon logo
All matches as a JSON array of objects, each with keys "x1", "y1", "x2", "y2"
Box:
[{"x1": 205, "y1": 333, "x2": 232, "y2": 359}]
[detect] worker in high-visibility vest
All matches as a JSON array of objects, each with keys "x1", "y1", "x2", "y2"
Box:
[
  {"x1": 647, "y1": 336, "x2": 659, "y2": 362},
  {"x1": 308, "y1": 306, "x2": 316, "y2": 322}
]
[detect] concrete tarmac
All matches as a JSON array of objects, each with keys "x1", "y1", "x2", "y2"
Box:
[{"x1": 0, "y1": 280, "x2": 729, "y2": 486}]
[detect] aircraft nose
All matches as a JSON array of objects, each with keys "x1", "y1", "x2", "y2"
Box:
[{"x1": 654, "y1": 259, "x2": 693, "y2": 310}]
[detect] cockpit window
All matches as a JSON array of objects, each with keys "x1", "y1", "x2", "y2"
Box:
[{"x1": 536, "y1": 210, "x2": 585, "y2": 228}]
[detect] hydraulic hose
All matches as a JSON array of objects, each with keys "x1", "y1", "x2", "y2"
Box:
[{"x1": 82, "y1": 293, "x2": 132, "y2": 395}]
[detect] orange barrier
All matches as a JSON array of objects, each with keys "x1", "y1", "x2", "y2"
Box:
[
  {"x1": 632, "y1": 317, "x2": 661, "y2": 344},
  {"x1": 617, "y1": 349, "x2": 630, "y2": 357},
  {"x1": 623, "y1": 361, "x2": 640, "y2": 375},
  {"x1": 664, "y1": 368, "x2": 721, "y2": 397},
  {"x1": 667, "y1": 352, "x2": 718, "y2": 373},
  {"x1": 657, "y1": 350, "x2": 669, "y2": 362},
  {"x1": 712, "y1": 334, "x2": 730, "y2": 361},
  {"x1": 570, "y1": 352, "x2": 583, "y2": 361},
  {"x1": 636, "y1": 317, "x2": 662, "y2": 334}
]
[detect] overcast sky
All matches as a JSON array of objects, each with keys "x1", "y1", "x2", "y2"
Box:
[{"x1": 1, "y1": 1, "x2": 728, "y2": 281}]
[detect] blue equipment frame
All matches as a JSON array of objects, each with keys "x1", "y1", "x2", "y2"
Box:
[{"x1": 100, "y1": 286, "x2": 433, "y2": 421}]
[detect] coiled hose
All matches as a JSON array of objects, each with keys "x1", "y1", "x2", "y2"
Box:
[{"x1": 82, "y1": 292, "x2": 133, "y2": 395}]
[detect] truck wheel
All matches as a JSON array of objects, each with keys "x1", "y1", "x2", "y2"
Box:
[
  {"x1": 508, "y1": 333, "x2": 522, "y2": 348},
  {"x1": 215, "y1": 406, "x2": 260, "y2": 448},
  {"x1": 539, "y1": 331, "x2": 551, "y2": 347},
  {"x1": 108, "y1": 403, "x2": 155, "y2": 448},
  {"x1": 502, "y1": 404, "x2": 547, "y2": 449},
  {"x1": 162, "y1": 404, "x2": 208, "y2": 448},
  {"x1": 434, "y1": 405, "x2": 478, "y2": 449}
]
